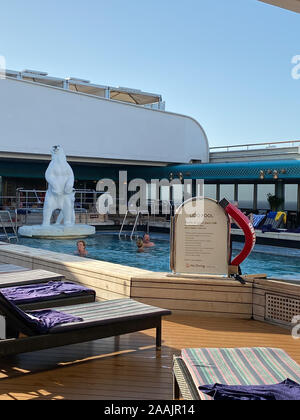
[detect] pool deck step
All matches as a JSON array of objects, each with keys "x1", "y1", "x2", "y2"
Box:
[{"x1": 0, "y1": 269, "x2": 65, "y2": 288}]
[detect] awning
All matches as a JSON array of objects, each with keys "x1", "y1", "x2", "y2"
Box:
[
  {"x1": 0, "y1": 160, "x2": 121, "y2": 181},
  {"x1": 126, "y1": 160, "x2": 300, "y2": 182},
  {"x1": 6, "y1": 70, "x2": 162, "y2": 105},
  {"x1": 259, "y1": 0, "x2": 300, "y2": 13}
]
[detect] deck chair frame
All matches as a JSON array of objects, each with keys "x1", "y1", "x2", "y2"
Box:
[
  {"x1": 0, "y1": 314, "x2": 164, "y2": 357},
  {"x1": 0, "y1": 269, "x2": 96, "y2": 310},
  {"x1": 173, "y1": 348, "x2": 300, "y2": 400},
  {"x1": 0, "y1": 294, "x2": 170, "y2": 357},
  {"x1": 173, "y1": 357, "x2": 200, "y2": 400}
]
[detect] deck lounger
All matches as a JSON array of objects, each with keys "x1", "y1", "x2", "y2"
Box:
[
  {"x1": 261, "y1": 213, "x2": 285, "y2": 232},
  {"x1": 0, "y1": 281, "x2": 96, "y2": 311},
  {"x1": 173, "y1": 348, "x2": 300, "y2": 400},
  {"x1": 0, "y1": 270, "x2": 65, "y2": 288},
  {"x1": 0, "y1": 293, "x2": 171, "y2": 356},
  {"x1": 261, "y1": 212, "x2": 277, "y2": 231},
  {"x1": 271, "y1": 214, "x2": 285, "y2": 229},
  {"x1": 0, "y1": 270, "x2": 96, "y2": 310},
  {"x1": 252, "y1": 214, "x2": 266, "y2": 229}
]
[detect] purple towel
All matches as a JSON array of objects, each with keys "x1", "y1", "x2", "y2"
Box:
[
  {"x1": 1, "y1": 281, "x2": 95, "y2": 304},
  {"x1": 0, "y1": 290, "x2": 83, "y2": 335},
  {"x1": 26, "y1": 309, "x2": 83, "y2": 333},
  {"x1": 198, "y1": 379, "x2": 300, "y2": 400}
]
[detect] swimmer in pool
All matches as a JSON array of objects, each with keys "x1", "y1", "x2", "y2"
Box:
[
  {"x1": 143, "y1": 234, "x2": 155, "y2": 248},
  {"x1": 136, "y1": 238, "x2": 145, "y2": 253},
  {"x1": 75, "y1": 240, "x2": 88, "y2": 257}
]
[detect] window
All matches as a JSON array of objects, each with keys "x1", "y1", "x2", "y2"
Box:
[
  {"x1": 160, "y1": 185, "x2": 170, "y2": 202},
  {"x1": 285, "y1": 184, "x2": 298, "y2": 211},
  {"x1": 172, "y1": 184, "x2": 184, "y2": 205},
  {"x1": 204, "y1": 184, "x2": 217, "y2": 200},
  {"x1": 238, "y1": 184, "x2": 254, "y2": 209},
  {"x1": 148, "y1": 183, "x2": 157, "y2": 201},
  {"x1": 220, "y1": 184, "x2": 235, "y2": 202},
  {"x1": 257, "y1": 184, "x2": 275, "y2": 210}
]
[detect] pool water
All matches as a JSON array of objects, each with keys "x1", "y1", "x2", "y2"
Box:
[{"x1": 18, "y1": 232, "x2": 300, "y2": 281}]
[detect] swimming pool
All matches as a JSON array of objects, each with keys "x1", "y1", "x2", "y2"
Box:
[{"x1": 18, "y1": 232, "x2": 300, "y2": 281}]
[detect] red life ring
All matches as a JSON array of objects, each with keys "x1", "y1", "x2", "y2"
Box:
[{"x1": 219, "y1": 198, "x2": 256, "y2": 267}]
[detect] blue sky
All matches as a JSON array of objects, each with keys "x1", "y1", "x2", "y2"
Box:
[{"x1": 1, "y1": 0, "x2": 299, "y2": 146}]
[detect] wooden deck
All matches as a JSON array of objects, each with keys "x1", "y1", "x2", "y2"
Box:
[{"x1": 0, "y1": 314, "x2": 299, "y2": 400}]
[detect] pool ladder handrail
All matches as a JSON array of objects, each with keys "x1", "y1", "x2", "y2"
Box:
[
  {"x1": 119, "y1": 210, "x2": 150, "y2": 240},
  {"x1": 0, "y1": 211, "x2": 19, "y2": 243}
]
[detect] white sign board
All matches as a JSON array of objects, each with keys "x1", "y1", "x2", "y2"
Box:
[{"x1": 171, "y1": 198, "x2": 230, "y2": 276}]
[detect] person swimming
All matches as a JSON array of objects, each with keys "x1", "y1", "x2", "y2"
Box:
[
  {"x1": 143, "y1": 234, "x2": 155, "y2": 248},
  {"x1": 136, "y1": 238, "x2": 145, "y2": 253},
  {"x1": 75, "y1": 240, "x2": 88, "y2": 257}
]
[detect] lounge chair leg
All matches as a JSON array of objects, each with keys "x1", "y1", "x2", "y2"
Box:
[
  {"x1": 173, "y1": 372, "x2": 180, "y2": 400},
  {"x1": 156, "y1": 322, "x2": 161, "y2": 351},
  {"x1": 114, "y1": 335, "x2": 120, "y2": 347}
]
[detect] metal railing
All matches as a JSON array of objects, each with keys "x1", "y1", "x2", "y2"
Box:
[
  {"x1": 0, "y1": 191, "x2": 182, "y2": 230},
  {"x1": 15, "y1": 189, "x2": 102, "y2": 212},
  {"x1": 15, "y1": 208, "x2": 88, "y2": 229},
  {"x1": 210, "y1": 140, "x2": 300, "y2": 153},
  {"x1": 0, "y1": 196, "x2": 19, "y2": 210},
  {"x1": 119, "y1": 210, "x2": 150, "y2": 240},
  {"x1": 118, "y1": 200, "x2": 179, "y2": 239},
  {"x1": 0, "y1": 211, "x2": 18, "y2": 242}
]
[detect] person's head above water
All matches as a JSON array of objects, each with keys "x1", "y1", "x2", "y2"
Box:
[
  {"x1": 136, "y1": 238, "x2": 146, "y2": 253},
  {"x1": 143, "y1": 234, "x2": 155, "y2": 247},
  {"x1": 136, "y1": 238, "x2": 144, "y2": 248},
  {"x1": 77, "y1": 240, "x2": 87, "y2": 256},
  {"x1": 136, "y1": 238, "x2": 145, "y2": 252}
]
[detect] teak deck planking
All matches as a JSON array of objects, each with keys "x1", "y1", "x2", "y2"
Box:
[{"x1": 0, "y1": 314, "x2": 299, "y2": 400}]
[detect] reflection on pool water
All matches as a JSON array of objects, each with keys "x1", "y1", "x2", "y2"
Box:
[{"x1": 18, "y1": 232, "x2": 300, "y2": 281}]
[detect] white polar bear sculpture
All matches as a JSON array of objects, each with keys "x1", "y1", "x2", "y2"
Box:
[
  {"x1": 18, "y1": 146, "x2": 95, "y2": 238},
  {"x1": 43, "y1": 145, "x2": 76, "y2": 227}
]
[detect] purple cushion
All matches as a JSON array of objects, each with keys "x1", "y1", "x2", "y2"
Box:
[
  {"x1": 1, "y1": 281, "x2": 95, "y2": 305},
  {"x1": 0, "y1": 290, "x2": 83, "y2": 334},
  {"x1": 26, "y1": 309, "x2": 83, "y2": 333}
]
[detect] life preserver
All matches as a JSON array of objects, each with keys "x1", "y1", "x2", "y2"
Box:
[{"x1": 219, "y1": 198, "x2": 256, "y2": 267}]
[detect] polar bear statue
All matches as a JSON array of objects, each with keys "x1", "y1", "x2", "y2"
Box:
[{"x1": 42, "y1": 145, "x2": 76, "y2": 227}]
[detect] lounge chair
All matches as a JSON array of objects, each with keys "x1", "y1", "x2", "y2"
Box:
[
  {"x1": 251, "y1": 214, "x2": 266, "y2": 229},
  {"x1": 0, "y1": 292, "x2": 171, "y2": 357},
  {"x1": 0, "y1": 269, "x2": 65, "y2": 288},
  {"x1": 0, "y1": 281, "x2": 96, "y2": 311},
  {"x1": 0, "y1": 269, "x2": 96, "y2": 310},
  {"x1": 261, "y1": 212, "x2": 285, "y2": 232},
  {"x1": 173, "y1": 348, "x2": 300, "y2": 400}
]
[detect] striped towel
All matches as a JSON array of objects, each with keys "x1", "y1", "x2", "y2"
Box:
[
  {"x1": 275, "y1": 212, "x2": 287, "y2": 225},
  {"x1": 252, "y1": 214, "x2": 266, "y2": 228},
  {"x1": 181, "y1": 348, "x2": 300, "y2": 400}
]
